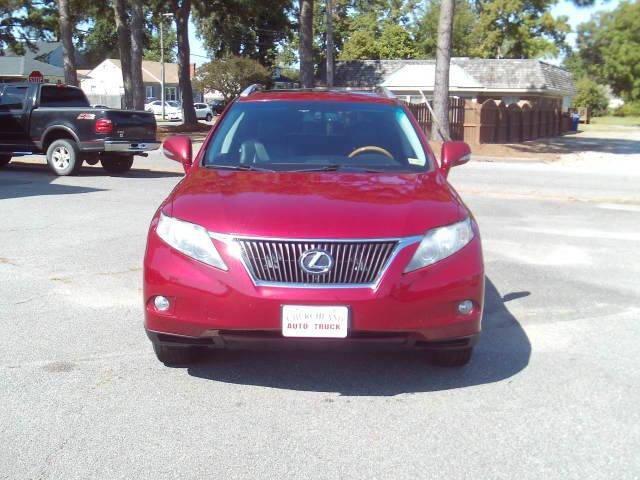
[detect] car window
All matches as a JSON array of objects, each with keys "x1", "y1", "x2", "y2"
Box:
[
  {"x1": 0, "y1": 85, "x2": 29, "y2": 109},
  {"x1": 152, "y1": 101, "x2": 161, "y2": 106},
  {"x1": 204, "y1": 101, "x2": 430, "y2": 172},
  {"x1": 167, "y1": 101, "x2": 180, "y2": 108},
  {"x1": 39, "y1": 86, "x2": 89, "y2": 107}
]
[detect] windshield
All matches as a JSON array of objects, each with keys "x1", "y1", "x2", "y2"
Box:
[
  {"x1": 167, "y1": 101, "x2": 181, "y2": 108},
  {"x1": 203, "y1": 101, "x2": 431, "y2": 172}
]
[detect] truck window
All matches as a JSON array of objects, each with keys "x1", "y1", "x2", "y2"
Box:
[
  {"x1": 0, "y1": 85, "x2": 29, "y2": 110},
  {"x1": 39, "y1": 86, "x2": 90, "y2": 108}
]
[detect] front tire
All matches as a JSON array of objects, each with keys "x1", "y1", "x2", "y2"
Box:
[
  {"x1": 101, "y1": 155, "x2": 134, "y2": 174},
  {"x1": 430, "y1": 348, "x2": 473, "y2": 367},
  {"x1": 46, "y1": 139, "x2": 82, "y2": 176},
  {"x1": 152, "y1": 343, "x2": 202, "y2": 366},
  {"x1": 0, "y1": 155, "x2": 11, "y2": 168},
  {"x1": 205, "y1": 113, "x2": 213, "y2": 122}
]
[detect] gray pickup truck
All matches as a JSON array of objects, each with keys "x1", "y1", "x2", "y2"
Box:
[{"x1": 0, "y1": 83, "x2": 160, "y2": 175}]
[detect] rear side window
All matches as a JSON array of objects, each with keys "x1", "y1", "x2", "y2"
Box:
[
  {"x1": 39, "y1": 86, "x2": 90, "y2": 107},
  {"x1": 0, "y1": 85, "x2": 29, "y2": 109}
]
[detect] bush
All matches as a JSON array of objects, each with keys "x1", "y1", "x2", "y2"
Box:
[
  {"x1": 573, "y1": 78, "x2": 609, "y2": 116},
  {"x1": 613, "y1": 101, "x2": 640, "y2": 117}
]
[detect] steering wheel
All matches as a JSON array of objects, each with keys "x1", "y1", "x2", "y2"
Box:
[{"x1": 348, "y1": 145, "x2": 394, "y2": 159}]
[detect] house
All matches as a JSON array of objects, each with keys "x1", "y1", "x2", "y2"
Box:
[
  {"x1": 328, "y1": 58, "x2": 575, "y2": 111},
  {"x1": 0, "y1": 41, "x2": 90, "y2": 84},
  {"x1": 80, "y1": 58, "x2": 197, "y2": 107}
]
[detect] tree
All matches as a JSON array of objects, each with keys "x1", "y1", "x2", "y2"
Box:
[
  {"x1": 1, "y1": 0, "x2": 57, "y2": 54},
  {"x1": 193, "y1": 0, "x2": 293, "y2": 68},
  {"x1": 573, "y1": 77, "x2": 608, "y2": 116},
  {"x1": 170, "y1": 0, "x2": 197, "y2": 125},
  {"x1": 56, "y1": 0, "x2": 77, "y2": 85},
  {"x1": 470, "y1": 0, "x2": 570, "y2": 59},
  {"x1": 299, "y1": 0, "x2": 314, "y2": 87},
  {"x1": 112, "y1": 0, "x2": 134, "y2": 109},
  {"x1": 144, "y1": 24, "x2": 176, "y2": 63},
  {"x1": 415, "y1": 0, "x2": 477, "y2": 58},
  {"x1": 194, "y1": 56, "x2": 270, "y2": 103},
  {"x1": 130, "y1": 0, "x2": 145, "y2": 109},
  {"x1": 573, "y1": 2, "x2": 640, "y2": 101},
  {"x1": 431, "y1": 0, "x2": 454, "y2": 141}
]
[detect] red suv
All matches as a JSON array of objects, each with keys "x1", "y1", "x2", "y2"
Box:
[{"x1": 144, "y1": 87, "x2": 484, "y2": 367}]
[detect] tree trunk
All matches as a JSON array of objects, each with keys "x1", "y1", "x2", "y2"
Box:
[
  {"x1": 431, "y1": 0, "x2": 455, "y2": 141},
  {"x1": 57, "y1": 0, "x2": 78, "y2": 86},
  {"x1": 299, "y1": 0, "x2": 314, "y2": 88},
  {"x1": 326, "y1": 0, "x2": 334, "y2": 87},
  {"x1": 130, "y1": 0, "x2": 145, "y2": 110},
  {"x1": 174, "y1": 0, "x2": 197, "y2": 125},
  {"x1": 113, "y1": 0, "x2": 134, "y2": 109}
]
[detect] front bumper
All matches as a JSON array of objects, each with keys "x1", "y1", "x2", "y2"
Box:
[
  {"x1": 104, "y1": 141, "x2": 161, "y2": 153},
  {"x1": 143, "y1": 229, "x2": 484, "y2": 349}
]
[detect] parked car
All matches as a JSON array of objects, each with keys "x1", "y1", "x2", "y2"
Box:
[
  {"x1": 207, "y1": 99, "x2": 226, "y2": 115},
  {"x1": 145, "y1": 87, "x2": 483, "y2": 367},
  {"x1": 193, "y1": 102, "x2": 213, "y2": 122},
  {"x1": 0, "y1": 83, "x2": 159, "y2": 175},
  {"x1": 145, "y1": 100, "x2": 182, "y2": 121}
]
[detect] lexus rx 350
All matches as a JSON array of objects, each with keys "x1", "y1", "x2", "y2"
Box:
[{"x1": 144, "y1": 87, "x2": 484, "y2": 367}]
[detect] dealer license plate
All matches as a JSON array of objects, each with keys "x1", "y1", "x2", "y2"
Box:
[{"x1": 281, "y1": 305, "x2": 349, "y2": 338}]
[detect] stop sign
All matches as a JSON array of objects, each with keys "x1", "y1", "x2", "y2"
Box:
[{"x1": 28, "y1": 71, "x2": 44, "y2": 83}]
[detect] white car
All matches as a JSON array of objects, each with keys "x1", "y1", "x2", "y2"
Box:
[
  {"x1": 145, "y1": 101, "x2": 183, "y2": 121},
  {"x1": 194, "y1": 103, "x2": 214, "y2": 122}
]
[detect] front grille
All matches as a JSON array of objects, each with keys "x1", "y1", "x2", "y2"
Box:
[{"x1": 237, "y1": 239, "x2": 398, "y2": 285}]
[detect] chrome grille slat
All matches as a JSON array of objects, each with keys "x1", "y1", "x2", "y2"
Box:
[{"x1": 237, "y1": 238, "x2": 399, "y2": 286}]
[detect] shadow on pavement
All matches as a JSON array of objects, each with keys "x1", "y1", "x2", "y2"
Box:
[
  {"x1": 0, "y1": 172, "x2": 106, "y2": 200},
  {"x1": 187, "y1": 278, "x2": 531, "y2": 395},
  {"x1": 2, "y1": 161, "x2": 183, "y2": 180}
]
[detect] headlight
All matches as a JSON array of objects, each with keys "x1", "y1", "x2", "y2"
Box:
[
  {"x1": 404, "y1": 218, "x2": 474, "y2": 272},
  {"x1": 156, "y1": 213, "x2": 227, "y2": 270}
]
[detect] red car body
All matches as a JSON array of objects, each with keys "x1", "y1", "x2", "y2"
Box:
[{"x1": 144, "y1": 90, "x2": 484, "y2": 366}]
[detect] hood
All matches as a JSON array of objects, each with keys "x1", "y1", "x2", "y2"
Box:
[{"x1": 168, "y1": 169, "x2": 466, "y2": 238}]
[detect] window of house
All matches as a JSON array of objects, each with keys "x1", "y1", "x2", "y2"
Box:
[
  {"x1": 146, "y1": 86, "x2": 154, "y2": 98},
  {"x1": 165, "y1": 87, "x2": 177, "y2": 101},
  {"x1": 0, "y1": 85, "x2": 29, "y2": 109}
]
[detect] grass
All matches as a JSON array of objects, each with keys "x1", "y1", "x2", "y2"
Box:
[{"x1": 590, "y1": 116, "x2": 640, "y2": 127}]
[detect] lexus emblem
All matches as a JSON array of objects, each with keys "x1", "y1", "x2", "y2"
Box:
[{"x1": 299, "y1": 249, "x2": 333, "y2": 274}]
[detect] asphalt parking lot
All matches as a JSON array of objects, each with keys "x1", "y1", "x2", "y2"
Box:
[{"x1": 1, "y1": 142, "x2": 639, "y2": 479}]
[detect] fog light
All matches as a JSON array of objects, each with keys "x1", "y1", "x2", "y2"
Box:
[
  {"x1": 457, "y1": 300, "x2": 473, "y2": 315},
  {"x1": 154, "y1": 296, "x2": 171, "y2": 312}
]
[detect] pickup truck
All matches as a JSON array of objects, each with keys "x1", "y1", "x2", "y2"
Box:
[{"x1": 0, "y1": 82, "x2": 159, "y2": 176}]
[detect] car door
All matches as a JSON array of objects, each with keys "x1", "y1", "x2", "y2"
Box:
[
  {"x1": 0, "y1": 84, "x2": 31, "y2": 152},
  {"x1": 194, "y1": 104, "x2": 204, "y2": 119}
]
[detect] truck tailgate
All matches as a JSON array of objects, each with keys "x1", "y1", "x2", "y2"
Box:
[{"x1": 105, "y1": 110, "x2": 156, "y2": 139}]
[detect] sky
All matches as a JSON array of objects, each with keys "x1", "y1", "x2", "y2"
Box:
[{"x1": 185, "y1": 0, "x2": 621, "y2": 67}]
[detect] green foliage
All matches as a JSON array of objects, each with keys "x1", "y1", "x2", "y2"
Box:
[
  {"x1": 194, "y1": 56, "x2": 270, "y2": 102},
  {"x1": 339, "y1": 1, "x2": 419, "y2": 60},
  {"x1": 193, "y1": 0, "x2": 293, "y2": 67},
  {"x1": 613, "y1": 102, "x2": 640, "y2": 117},
  {"x1": 573, "y1": 77, "x2": 609, "y2": 116},
  {"x1": 414, "y1": 0, "x2": 477, "y2": 57},
  {"x1": 0, "y1": 0, "x2": 57, "y2": 54},
  {"x1": 470, "y1": 0, "x2": 570, "y2": 59},
  {"x1": 144, "y1": 24, "x2": 176, "y2": 63}
]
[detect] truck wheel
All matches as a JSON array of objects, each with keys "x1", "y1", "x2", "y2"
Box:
[
  {"x1": 46, "y1": 139, "x2": 82, "y2": 176},
  {"x1": 205, "y1": 113, "x2": 212, "y2": 122},
  {"x1": 152, "y1": 343, "x2": 202, "y2": 366},
  {"x1": 101, "y1": 156, "x2": 134, "y2": 174},
  {"x1": 0, "y1": 155, "x2": 11, "y2": 168},
  {"x1": 429, "y1": 348, "x2": 473, "y2": 367}
]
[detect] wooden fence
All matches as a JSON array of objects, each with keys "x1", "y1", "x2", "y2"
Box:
[
  {"x1": 404, "y1": 98, "x2": 571, "y2": 144},
  {"x1": 403, "y1": 98, "x2": 466, "y2": 141}
]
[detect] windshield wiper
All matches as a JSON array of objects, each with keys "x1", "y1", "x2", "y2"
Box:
[
  {"x1": 289, "y1": 164, "x2": 385, "y2": 173},
  {"x1": 206, "y1": 164, "x2": 275, "y2": 172}
]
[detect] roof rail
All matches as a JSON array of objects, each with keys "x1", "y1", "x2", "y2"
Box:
[
  {"x1": 239, "y1": 84, "x2": 264, "y2": 97},
  {"x1": 374, "y1": 86, "x2": 396, "y2": 99}
]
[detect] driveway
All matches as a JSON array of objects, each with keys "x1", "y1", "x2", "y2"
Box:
[{"x1": 1, "y1": 137, "x2": 639, "y2": 478}]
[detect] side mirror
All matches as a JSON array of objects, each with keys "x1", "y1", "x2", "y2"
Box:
[
  {"x1": 163, "y1": 135, "x2": 193, "y2": 173},
  {"x1": 440, "y1": 141, "x2": 471, "y2": 177}
]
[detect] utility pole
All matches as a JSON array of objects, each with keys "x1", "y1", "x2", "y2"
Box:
[
  {"x1": 160, "y1": 13, "x2": 173, "y2": 121},
  {"x1": 326, "y1": 0, "x2": 334, "y2": 88}
]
